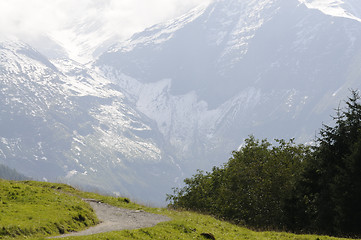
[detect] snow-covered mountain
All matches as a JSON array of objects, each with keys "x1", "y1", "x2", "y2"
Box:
[
  {"x1": 300, "y1": 0, "x2": 361, "y2": 22},
  {"x1": 0, "y1": 37, "x2": 182, "y2": 204},
  {"x1": 1, "y1": 0, "x2": 361, "y2": 205},
  {"x1": 96, "y1": 0, "x2": 361, "y2": 173}
]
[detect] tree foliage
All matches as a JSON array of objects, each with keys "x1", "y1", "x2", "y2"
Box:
[
  {"x1": 167, "y1": 136, "x2": 311, "y2": 229},
  {"x1": 168, "y1": 90, "x2": 361, "y2": 237},
  {"x1": 290, "y1": 90, "x2": 361, "y2": 236}
]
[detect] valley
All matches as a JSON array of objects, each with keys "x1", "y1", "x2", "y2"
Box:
[{"x1": 1, "y1": 0, "x2": 361, "y2": 206}]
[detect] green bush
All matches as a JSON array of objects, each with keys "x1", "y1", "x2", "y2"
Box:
[{"x1": 168, "y1": 136, "x2": 311, "y2": 230}]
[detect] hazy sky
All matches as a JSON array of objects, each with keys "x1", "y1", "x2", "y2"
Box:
[{"x1": 0, "y1": 0, "x2": 211, "y2": 40}]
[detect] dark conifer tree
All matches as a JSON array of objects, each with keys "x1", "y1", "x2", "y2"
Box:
[{"x1": 293, "y1": 90, "x2": 361, "y2": 236}]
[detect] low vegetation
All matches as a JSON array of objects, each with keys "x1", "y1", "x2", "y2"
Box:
[
  {"x1": 0, "y1": 179, "x2": 358, "y2": 240},
  {"x1": 42, "y1": 209, "x2": 355, "y2": 240}
]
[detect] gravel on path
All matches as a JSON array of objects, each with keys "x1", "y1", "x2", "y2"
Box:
[{"x1": 52, "y1": 199, "x2": 171, "y2": 238}]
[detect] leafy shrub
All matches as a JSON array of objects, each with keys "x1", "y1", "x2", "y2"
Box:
[{"x1": 168, "y1": 136, "x2": 311, "y2": 230}]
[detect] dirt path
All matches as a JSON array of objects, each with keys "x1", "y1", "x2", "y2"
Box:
[{"x1": 52, "y1": 199, "x2": 171, "y2": 238}]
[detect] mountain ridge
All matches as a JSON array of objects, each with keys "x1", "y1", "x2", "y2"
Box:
[{"x1": 1, "y1": 0, "x2": 361, "y2": 205}]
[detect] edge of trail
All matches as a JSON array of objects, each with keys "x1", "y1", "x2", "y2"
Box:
[{"x1": 51, "y1": 199, "x2": 171, "y2": 238}]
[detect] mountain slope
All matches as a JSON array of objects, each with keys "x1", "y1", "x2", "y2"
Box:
[
  {"x1": 299, "y1": 0, "x2": 361, "y2": 22},
  {"x1": 0, "y1": 164, "x2": 29, "y2": 180},
  {"x1": 1, "y1": 0, "x2": 361, "y2": 206},
  {"x1": 96, "y1": 0, "x2": 361, "y2": 173},
  {"x1": 0, "y1": 38, "x2": 180, "y2": 205}
]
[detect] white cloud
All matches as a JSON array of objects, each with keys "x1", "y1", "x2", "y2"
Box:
[
  {"x1": 0, "y1": 0, "x2": 211, "y2": 39},
  {"x1": 0, "y1": 0, "x2": 211, "y2": 62}
]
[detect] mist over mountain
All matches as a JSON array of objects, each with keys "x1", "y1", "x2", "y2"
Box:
[
  {"x1": 1, "y1": 0, "x2": 361, "y2": 205},
  {"x1": 96, "y1": 0, "x2": 361, "y2": 174},
  {"x1": 0, "y1": 163, "x2": 29, "y2": 181}
]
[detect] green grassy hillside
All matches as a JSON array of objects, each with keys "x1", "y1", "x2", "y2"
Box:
[
  {"x1": 0, "y1": 179, "x2": 98, "y2": 239},
  {"x1": 0, "y1": 179, "x2": 358, "y2": 240}
]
